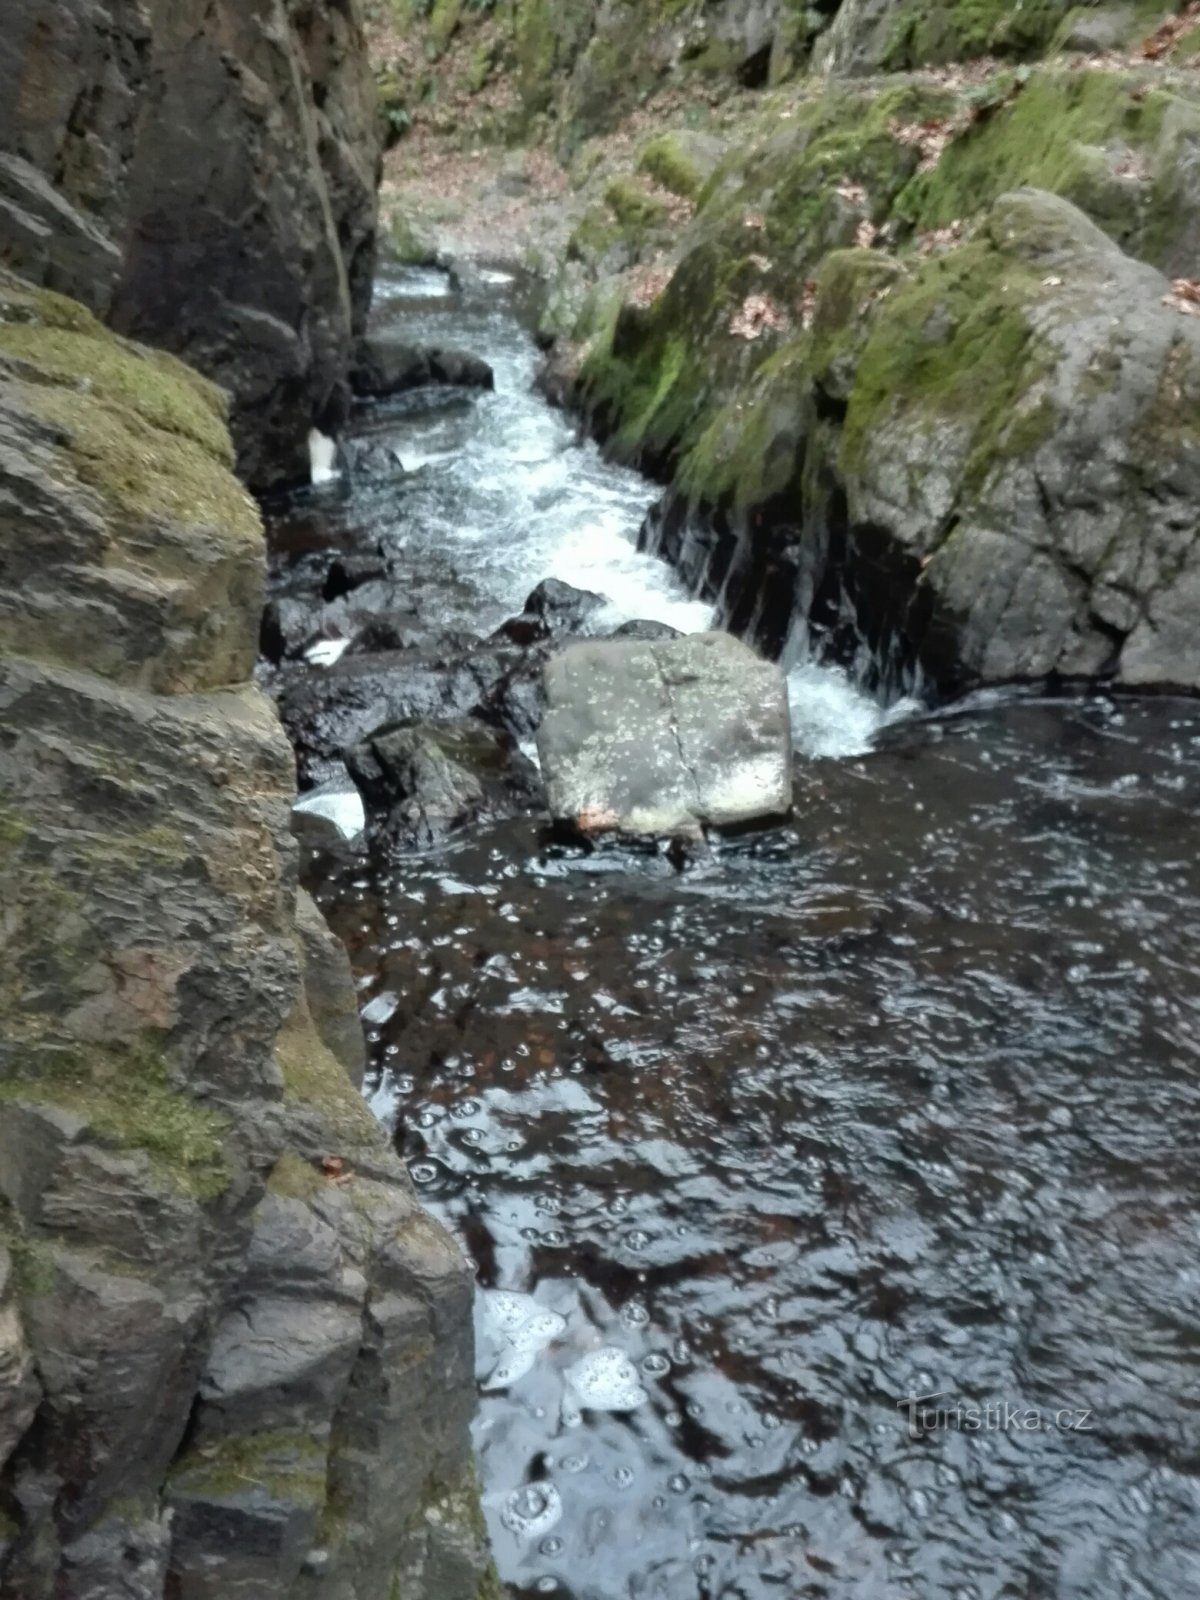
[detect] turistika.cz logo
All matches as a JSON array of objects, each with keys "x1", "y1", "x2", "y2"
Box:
[{"x1": 897, "y1": 1391, "x2": 1095, "y2": 1441}]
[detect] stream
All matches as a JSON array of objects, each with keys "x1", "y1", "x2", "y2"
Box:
[{"x1": 262, "y1": 266, "x2": 1200, "y2": 1600}]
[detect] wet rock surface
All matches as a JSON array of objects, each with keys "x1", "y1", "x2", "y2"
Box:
[
  {"x1": 0, "y1": 275, "x2": 492, "y2": 1600},
  {"x1": 539, "y1": 633, "x2": 792, "y2": 836},
  {"x1": 0, "y1": 0, "x2": 381, "y2": 489},
  {"x1": 352, "y1": 334, "x2": 496, "y2": 397},
  {"x1": 347, "y1": 718, "x2": 543, "y2": 850}
]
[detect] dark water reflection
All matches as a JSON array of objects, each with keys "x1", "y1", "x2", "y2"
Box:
[{"x1": 307, "y1": 695, "x2": 1200, "y2": 1600}]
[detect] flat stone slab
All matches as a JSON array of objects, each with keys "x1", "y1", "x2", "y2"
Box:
[{"x1": 538, "y1": 632, "x2": 792, "y2": 837}]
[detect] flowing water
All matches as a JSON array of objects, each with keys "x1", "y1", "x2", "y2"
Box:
[{"x1": 266, "y1": 267, "x2": 1200, "y2": 1600}]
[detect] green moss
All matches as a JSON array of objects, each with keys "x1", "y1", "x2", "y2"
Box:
[
  {"x1": 895, "y1": 67, "x2": 1188, "y2": 270},
  {"x1": 276, "y1": 992, "x2": 380, "y2": 1151},
  {"x1": 840, "y1": 237, "x2": 1054, "y2": 490},
  {"x1": 1, "y1": 1206, "x2": 56, "y2": 1298},
  {"x1": 0, "y1": 280, "x2": 258, "y2": 544},
  {"x1": 604, "y1": 177, "x2": 669, "y2": 232},
  {"x1": 697, "y1": 82, "x2": 956, "y2": 282},
  {"x1": 0, "y1": 1041, "x2": 230, "y2": 1201},
  {"x1": 171, "y1": 1430, "x2": 327, "y2": 1505},
  {"x1": 0, "y1": 803, "x2": 30, "y2": 854},
  {"x1": 639, "y1": 131, "x2": 707, "y2": 199},
  {"x1": 0, "y1": 325, "x2": 230, "y2": 462},
  {"x1": 28, "y1": 386, "x2": 259, "y2": 542},
  {"x1": 879, "y1": 0, "x2": 1063, "y2": 69},
  {"x1": 428, "y1": 0, "x2": 463, "y2": 54},
  {"x1": 567, "y1": 204, "x2": 628, "y2": 265},
  {"x1": 678, "y1": 336, "x2": 813, "y2": 511},
  {"x1": 266, "y1": 1151, "x2": 325, "y2": 1201}
]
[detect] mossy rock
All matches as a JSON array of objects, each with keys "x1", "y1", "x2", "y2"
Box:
[
  {"x1": 604, "y1": 176, "x2": 670, "y2": 231},
  {"x1": 838, "y1": 228, "x2": 1053, "y2": 485},
  {"x1": 0, "y1": 272, "x2": 256, "y2": 544},
  {"x1": 170, "y1": 1429, "x2": 327, "y2": 1506},
  {"x1": 638, "y1": 130, "x2": 727, "y2": 199},
  {"x1": 894, "y1": 66, "x2": 1200, "y2": 276},
  {"x1": 276, "y1": 988, "x2": 381, "y2": 1155},
  {"x1": 0, "y1": 1039, "x2": 231, "y2": 1202}
]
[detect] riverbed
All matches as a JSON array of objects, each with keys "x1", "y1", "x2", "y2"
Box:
[{"x1": 263, "y1": 266, "x2": 1200, "y2": 1600}]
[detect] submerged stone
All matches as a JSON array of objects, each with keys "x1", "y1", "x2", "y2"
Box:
[
  {"x1": 538, "y1": 632, "x2": 792, "y2": 838},
  {"x1": 351, "y1": 334, "x2": 495, "y2": 398}
]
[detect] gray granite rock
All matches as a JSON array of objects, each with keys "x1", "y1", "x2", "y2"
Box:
[{"x1": 538, "y1": 632, "x2": 792, "y2": 837}]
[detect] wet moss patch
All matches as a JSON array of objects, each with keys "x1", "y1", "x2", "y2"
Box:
[{"x1": 0, "y1": 1040, "x2": 231, "y2": 1202}]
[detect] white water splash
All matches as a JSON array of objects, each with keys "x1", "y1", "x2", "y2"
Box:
[
  {"x1": 291, "y1": 778, "x2": 364, "y2": 840},
  {"x1": 787, "y1": 660, "x2": 917, "y2": 759},
  {"x1": 308, "y1": 428, "x2": 339, "y2": 486},
  {"x1": 305, "y1": 637, "x2": 350, "y2": 667}
]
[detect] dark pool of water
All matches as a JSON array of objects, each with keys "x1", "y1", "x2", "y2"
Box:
[{"x1": 269, "y1": 269, "x2": 1200, "y2": 1600}]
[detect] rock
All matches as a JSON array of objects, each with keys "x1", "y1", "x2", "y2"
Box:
[
  {"x1": 538, "y1": 632, "x2": 792, "y2": 837},
  {"x1": 0, "y1": 1246, "x2": 40, "y2": 1475},
  {"x1": 345, "y1": 718, "x2": 543, "y2": 849},
  {"x1": 0, "y1": 0, "x2": 380, "y2": 490},
  {"x1": 638, "y1": 130, "x2": 729, "y2": 200},
  {"x1": 296, "y1": 889, "x2": 367, "y2": 1089},
  {"x1": 1055, "y1": 6, "x2": 1131, "y2": 54},
  {"x1": 812, "y1": 0, "x2": 1061, "y2": 74},
  {"x1": 323, "y1": 554, "x2": 391, "y2": 603},
  {"x1": 0, "y1": 153, "x2": 124, "y2": 310},
  {"x1": 495, "y1": 578, "x2": 609, "y2": 643},
  {"x1": 277, "y1": 644, "x2": 522, "y2": 787},
  {"x1": 0, "y1": 276, "x2": 491, "y2": 1600},
  {"x1": 343, "y1": 438, "x2": 408, "y2": 481},
  {"x1": 608, "y1": 619, "x2": 684, "y2": 641},
  {"x1": 351, "y1": 335, "x2": 495, "y2": 398},
  {"x1": 839, "y1": 189, "x2": 1200, "y2": 690}
]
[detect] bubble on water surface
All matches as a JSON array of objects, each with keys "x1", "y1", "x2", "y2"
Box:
[
  {"x1": 478, "y1": 1291, "x2": 567, "y2": 1390},
  {"x1": 500, "y1": 1482, "x2": 563, "y2": 1540},
  {"x1": 562, "y1": 1348, "x2": 648, "y2": 1425}
]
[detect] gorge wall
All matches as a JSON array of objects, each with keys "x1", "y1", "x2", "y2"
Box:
[
  {"x1": 0, "y1": 0, "x2": 382, "y2": 490},
  {"x1": 0, "y1": 3, "x2": 497, "y2": 1595},
  {"x1": 0, "y1": 273, "x2": 495, "y2": 1600}
]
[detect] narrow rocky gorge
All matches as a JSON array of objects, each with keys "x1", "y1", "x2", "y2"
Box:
[{"x1": 3, "y1": 0, "x2": 1200, "y2": 1597}]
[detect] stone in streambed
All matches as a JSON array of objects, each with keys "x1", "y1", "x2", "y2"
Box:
[
  {"x1": 351, "y1": 334, "x2": 495, "y2": 398},
  {"x1": 493, "y1": 578, "x2": 608, "y2": 644},
  {"x1": 538, "y1": 633, "x2": 792, "y2": 838},
  {"x1": 345, "y1": 718, "x2": 543, "y2": 849}
]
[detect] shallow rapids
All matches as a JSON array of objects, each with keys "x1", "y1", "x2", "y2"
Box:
[{"x1": 268, "y1": 268, "x2": 1200, "y2": 1600}]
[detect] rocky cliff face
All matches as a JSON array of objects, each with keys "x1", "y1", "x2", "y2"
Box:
[
  {"x1": 0, "y1": 270, "x2": 495, "y2": 1600},
  {"x1": 0, "y1": 0, "x2": 381, "y2": 490}
]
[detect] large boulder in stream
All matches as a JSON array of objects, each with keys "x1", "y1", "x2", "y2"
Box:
[
  {"x1": 0, "y1": 274, "x2": 494, "y2": 1600},
  {"x1": 538, "y1": 632, "x2": 792, "y2": 837},
  {"x1": 0, "y1": 0, "x2": 381, "y2": 490}
]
